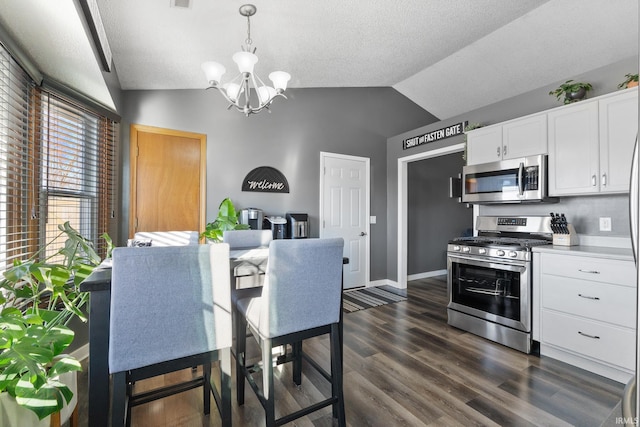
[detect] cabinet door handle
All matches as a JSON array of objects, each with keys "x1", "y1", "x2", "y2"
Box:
[
  {"x1": 497, "y1": 146, "x2": 501, "y2": 157},
  {"x1": 602, "y1": 173, "x2": 607, "y2": 186},
  {"x1": 503, "y1": 146, "x2": 507, "y2": 157},
  {"x1": 591, "y1": 175, "x2": 597, "y2": 186},
  {"x1": 578, "y1": 269, "x2": 600, "y2": 274},
  {"x1": 578, "y1": 331, "x2": 600, "y2": 339},
  {"x1": 578, "y1": 293, "x2": 600, "y2": 300}
]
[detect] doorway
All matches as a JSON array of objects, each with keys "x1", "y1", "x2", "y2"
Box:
[
  {"x1": 407, "y1": 152, "x2": 473, "y2": 280},
  {"x1": 319, "y1": 152, "x2": 370, "y2": 289},
  {"x1": 397, "y1": 143, "x2": 476, "y2": 288},
  {"x1": 129, "y1": 124, "x2": 206, "y2": 237}
]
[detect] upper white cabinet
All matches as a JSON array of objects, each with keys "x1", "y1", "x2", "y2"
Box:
[
  {"x1": 466, "y1": 126, "x2": 502, "y2": 165},
  {"x1": 548, "y1": 88, "x2": 638, "y2": 196},
  {"x1": 548, "y1": 101, "x2": 600, "y2": 195},
  {"x1": 466, "y1": 114, "x2": 547, "y2": 165},
  {"x1": 598, "y1": 89, "x2": 639, "y2": 193}
]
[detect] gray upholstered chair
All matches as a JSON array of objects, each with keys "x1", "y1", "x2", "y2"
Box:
[
  {"x1": 132, "y1": 230, "x2": 200, "y2": 246},
  {"x1": 235, "y1": 238, "x2": 346, "y2": 427},
  {"x1": 109, "y1": 244, "x2": 232, "y2": 427}
]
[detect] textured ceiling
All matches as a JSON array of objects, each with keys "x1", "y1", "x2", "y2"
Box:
[{"x1": 0, "y1": 0, "x2": 637, "y2": 119}]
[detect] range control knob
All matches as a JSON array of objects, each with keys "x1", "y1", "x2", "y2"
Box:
[
  {"x1": 452, "y1": 245, "x2": 461, "y2": 251},
  {"x1": 462, "y1": 246, "x2": 470, "y2": 253},
  {"x1": 496, "y1": 250, "x2": 505, "y2": 256},
  {"x1": 508, "y1": 251, "x2": 518, "y2": 258},
  {"x1": 478, "y1": 248, "x2": 487, "y2": 255}
]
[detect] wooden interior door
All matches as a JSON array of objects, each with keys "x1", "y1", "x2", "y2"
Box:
[{"x1": 129, "y1": 124, "x2": 206, "y2": 238}]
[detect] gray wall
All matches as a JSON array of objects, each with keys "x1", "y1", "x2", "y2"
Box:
[
  {"x1": 387, "y1": 55, "x2": 639, "y2": 282},
  {"x1": 407, "y1": 152, "x2": 473, "y2": 274},
  {"x1": 119, "y1": 87, "x2": 434, "y2": 281}
]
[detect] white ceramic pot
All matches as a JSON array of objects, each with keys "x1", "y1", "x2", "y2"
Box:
[{"x1": 0, "y1": 371, "x2": 77, "y2": 427}]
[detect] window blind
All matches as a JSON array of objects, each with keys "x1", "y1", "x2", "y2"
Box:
[{"x1": 0, "y1": 44, "x2": 116, "y2": 271}]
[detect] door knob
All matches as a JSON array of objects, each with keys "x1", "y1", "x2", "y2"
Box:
[{"x1": 359, "y1": 232, "x2": 367, "y2": 236}]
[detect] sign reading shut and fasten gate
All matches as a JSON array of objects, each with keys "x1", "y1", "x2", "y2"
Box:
[
  {"x1": 402, "y1": 121, "x2": 467, "y2": 150},
  {"x1": 242, "y1": 166, "x2": 290, "y2": 193}
]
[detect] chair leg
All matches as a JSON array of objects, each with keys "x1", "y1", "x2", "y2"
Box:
[
  {"x1": 220, "y1": 347, "x2": 232, "y2": 427},
  {"x1": 235, "y1": 306, "x2": 248, "y2": 405},
  {"x1": 203, "y1": 362, "x2": 211, "y2": 415},
  {"x1": 330, "y1": 323, "x2": 346, "y2": 426},
  {"x1": 111, "y1": 371, "x2": 128, "y2": 427},
  {"x1": 292, "y1": 341, "x2": 302, "y2": 386},
  {"x1": 262, "y1": 338, "x2": 276, "y2": 427}
]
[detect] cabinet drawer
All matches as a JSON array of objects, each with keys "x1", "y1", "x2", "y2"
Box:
[
  {"x1": 541, "y1": 253, "x2": 635, "y2": 287},
  {"x1": 542, "y1": 275, "x2": 635, "y2": 328},
  {"x1": 542, "y1": 310, "x2": 635, "y2": 370}
]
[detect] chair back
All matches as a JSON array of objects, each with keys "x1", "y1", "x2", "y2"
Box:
[
  {"x1": 133, "y1": 230, "x2": 200, "y2": 246},
  {"x1": 223, "y1": 229, "x2": 272, "y2": 249},
  {"x1": 109, "y1": 244, "x2": 231, "y2": 373},
  {"x1": 258, "y1": 238, "x2": 344, "y2": 338}
]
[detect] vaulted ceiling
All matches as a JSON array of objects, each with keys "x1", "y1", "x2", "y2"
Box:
[{"x1": 0, "y1": 0, "x2": 637, "y2": 119}]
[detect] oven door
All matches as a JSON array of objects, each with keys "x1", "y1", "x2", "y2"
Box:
[{"x1": 447, "y1": 253, "x2": 530, "y2": 332}]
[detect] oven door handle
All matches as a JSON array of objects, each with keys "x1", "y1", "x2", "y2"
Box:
[{"x1": 518, "y1": 162, "x2": 525, "y2": 196}]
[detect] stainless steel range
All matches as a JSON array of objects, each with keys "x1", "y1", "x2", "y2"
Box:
[{"x1": 447, "y1": 216, "x2": 553, "y2": 353}]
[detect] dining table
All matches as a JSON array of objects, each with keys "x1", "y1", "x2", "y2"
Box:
[{"x1": 79, "y1": 244, "x2": 347, "y2": 427}]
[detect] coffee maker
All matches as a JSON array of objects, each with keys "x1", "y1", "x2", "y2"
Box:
[
  {"x1": 265, "y1": 216, "x2": 287, "y2": 240},
  {"x1": 239, "y1": 208, "x2": 264, "y2": 230},
  {"x1": 286, "y1": 213, "x2": 308, "y2": 239}
]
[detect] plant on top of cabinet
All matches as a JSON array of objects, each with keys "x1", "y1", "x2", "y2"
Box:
[
  {"x1": 462, "y1": 122, "x2": 483, "y2": 162},
  {"x1": 618, "y1": 73, "x2": 639, "y2": 89},
  {"x1": 549, "y1": 80, "x2": 593, "y2": 104}
]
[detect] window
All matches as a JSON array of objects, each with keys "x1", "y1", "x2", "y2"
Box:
[{"x1": 0, "y1": 44, "x2": 116, "y2": 270}]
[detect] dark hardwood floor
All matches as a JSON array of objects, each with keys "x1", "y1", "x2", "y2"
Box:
[{"x1": 76, "y1": 275, "x2": 625, "y2": 426}]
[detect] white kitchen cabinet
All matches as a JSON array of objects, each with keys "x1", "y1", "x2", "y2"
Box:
[
  {"x1": 548, "y1": 88, "x2": 638, "y2": 196},
  {"x1": 547, "y1": 100, "x2": 600, "y2": 195},
  {"x1": 466, "y1": 114, "x2": 547, "y2": 165},
  {"x1": 598, "y1": 89, "x2": 639, "y2": 193},
  {"x1": 536, "y1": 250, "x2": 636, "y2": 383},
  {"x1": 466, "y1": 125, "x2": 503, "y2": 165}
]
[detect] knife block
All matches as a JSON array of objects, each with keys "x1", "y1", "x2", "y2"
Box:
[{"x1": 552, "y1": 223, "x2": 579, "y2": 246}]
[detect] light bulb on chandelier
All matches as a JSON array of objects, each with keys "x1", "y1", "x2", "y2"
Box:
[{"x1": 201, "y1": 4, "x2": 291, "y2": 116}]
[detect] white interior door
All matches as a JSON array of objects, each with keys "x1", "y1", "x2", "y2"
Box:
[{"x1": 320, "y1": 152, "x2": 370, "y2": 289}]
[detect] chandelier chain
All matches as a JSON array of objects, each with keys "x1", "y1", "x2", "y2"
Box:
[{"x1": 245, "y1": 15, "x2": 252, "y2": 48}]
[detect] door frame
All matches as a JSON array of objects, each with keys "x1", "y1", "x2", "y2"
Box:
[
  {"x1": 397, "y1": 143, "x2": 477, "y2": 288},
  {"x1": 129, "y1": 124, "x2": 207, "y2": 237},
  {"x1": 319, "y1": 151, "x2": 371, "y2": 287}
]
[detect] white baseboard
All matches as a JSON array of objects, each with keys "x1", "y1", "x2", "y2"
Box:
[
  {"x1": 71, "y1": 343, "x2": 89, "y2": 362},
  {"x1": 364, "y1": 279, "x2": 400, "y2": 288},
  {"x1": 408, "y1": 269, "x2": 447, "y2": 281}
]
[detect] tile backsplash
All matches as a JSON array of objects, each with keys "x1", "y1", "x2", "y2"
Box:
[{"x1": 479, "y1": 193, "x2": 630, "y2": 237}]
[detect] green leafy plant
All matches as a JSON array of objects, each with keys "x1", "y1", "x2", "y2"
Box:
[
  {"x1": 200, "y1": 198, "x2": 250, "y2": 242},
  {"x1": 549, "y1": 80, "x2": 593, "y2": 104},
  {"x1": 618, "y1": 73, "x2": 639, "y2": 89},
  {"x1": 0, "y1": 222, "x2": 112, "y2": 420}
]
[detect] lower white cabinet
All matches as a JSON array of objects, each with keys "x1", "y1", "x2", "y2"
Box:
[{"x1": 535, "y1": 250, "x2": 636, "y2": 383}]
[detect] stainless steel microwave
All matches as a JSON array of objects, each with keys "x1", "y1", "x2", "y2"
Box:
[{"x1": 461, "y1": 155, "x2": 556, "y2": 204}]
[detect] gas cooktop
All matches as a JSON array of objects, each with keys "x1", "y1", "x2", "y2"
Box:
[{"x1": 451, "y1": 236, "x2": 552, "y2": 249}]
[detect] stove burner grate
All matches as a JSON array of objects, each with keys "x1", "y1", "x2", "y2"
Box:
[{"x1": 451, "y1": 236, "x2": 551, "y2": 248}]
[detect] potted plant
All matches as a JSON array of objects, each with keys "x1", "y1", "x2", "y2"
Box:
[
  {"x1": 0, "y1": 222, "x2": 112, "y2": 423},
  {"x1": 549, "y1": 80, "x2": 593, "y2": 104},
  {"x1": 201, "y1": 198, "x2": 250, "y2": 242},
  {"x1": 618, "y1": 73, "x2": 639, "y2": 89}
]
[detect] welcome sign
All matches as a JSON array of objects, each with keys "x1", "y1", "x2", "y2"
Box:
[
  {"x1": 242, "y1": 166, "x2": 290, "y2": 193},
  {"x1": 402, "y1": 121, "x2": 467, "y2": 150}
]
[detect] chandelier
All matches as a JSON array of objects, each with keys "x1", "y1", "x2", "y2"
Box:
[{"x1": 201, "y1": 4, "x2": 291, "y2": 116}]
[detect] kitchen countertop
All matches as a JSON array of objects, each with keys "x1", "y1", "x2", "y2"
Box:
[{"x1": 533, "y1": 244, "x2": 634, "y2": 261}]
